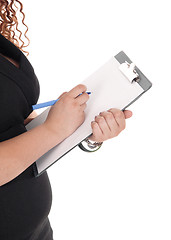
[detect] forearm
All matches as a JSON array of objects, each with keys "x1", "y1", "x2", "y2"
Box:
[{"x1": 0, "y1": 123, "x2": 63, "y2": 186}]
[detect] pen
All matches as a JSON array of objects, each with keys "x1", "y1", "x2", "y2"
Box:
[{"x1": 32, "y1": 91, "x2": 91, "y2": 110}]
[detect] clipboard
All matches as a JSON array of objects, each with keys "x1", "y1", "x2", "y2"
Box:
[{"x1": 26, "y1": 51, "x2": 152, "y2": 177}]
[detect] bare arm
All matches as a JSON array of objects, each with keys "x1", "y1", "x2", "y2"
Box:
[
  {"x1": 0, "y1": 123, "x2": 63, "y2": 186},
  {"x1": 0, "y1": 84, "x2": 89, "y2": 186}
]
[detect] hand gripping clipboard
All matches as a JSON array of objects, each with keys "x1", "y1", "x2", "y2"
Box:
[{"x1": 26, "y1": 51, "x2": 152, "y2": 177}]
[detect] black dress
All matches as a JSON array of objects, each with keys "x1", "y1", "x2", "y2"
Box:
[{"x1": 0, "y1": 33, "x2": 53, "y2": 240}]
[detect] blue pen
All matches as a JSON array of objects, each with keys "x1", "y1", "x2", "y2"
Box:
[{"x1": 32, "y1": 91, "x2": 91, "y2": 110}]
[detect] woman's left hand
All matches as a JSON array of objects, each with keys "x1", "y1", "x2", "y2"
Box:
[{"x1": 88, "y1": 108, "x2": 133, "y2": 142}]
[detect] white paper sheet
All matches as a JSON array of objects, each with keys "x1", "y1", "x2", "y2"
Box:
[{"x1": 26, "y1": 57, "x2": 144, "y2": 175}]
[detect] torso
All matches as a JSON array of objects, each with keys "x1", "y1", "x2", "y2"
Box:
[{"x1": 0, "y1": 34, "x2": 53, "y2": 239}]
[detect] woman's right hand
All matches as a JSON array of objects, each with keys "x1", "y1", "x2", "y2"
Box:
[{"x1": 43, "y1": 84, "x2": 89, "y2": 141}]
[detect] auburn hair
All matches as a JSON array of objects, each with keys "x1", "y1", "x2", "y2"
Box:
[{"x1": 0, "y1": 0, "x2": 30, "y2": 56}]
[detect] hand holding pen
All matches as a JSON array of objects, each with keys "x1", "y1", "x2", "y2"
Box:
[
  {"x1": 41, "y1": 84, "x2": 90, "y2": 141},
  {"x1": 32, "y1": 91, "x2": 91, "y2": 110}
]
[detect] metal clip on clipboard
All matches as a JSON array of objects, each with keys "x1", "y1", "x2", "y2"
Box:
[{"x1": 119, "y1": 61, "x2": 140, "y2": 83}]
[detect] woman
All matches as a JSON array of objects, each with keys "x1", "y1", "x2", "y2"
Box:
[{"x1": 0, "y1": 0, "x2": 132, "y2": 239}]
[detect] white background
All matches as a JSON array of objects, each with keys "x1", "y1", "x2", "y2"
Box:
[{"x1": 21, "y1": 0, "x2": 171, "y2": 239}]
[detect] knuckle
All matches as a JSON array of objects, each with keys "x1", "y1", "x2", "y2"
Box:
[
  {"x1": 106, "y1": 112, "x2": 113, "y2": 120},
  {"x1": 98, "y1": 116, "x2": 104, "y2": 124},
  {"x1": 115, "y1": 111, "x2": 123, "y2": 118},
  {"x1": 108, "y1": 108, "x2": 116, "y2": 113},
  {"x1": 60, "y1": 97, "x2": 65, "y2": 104},
  {"x1": 72, "y1": 100, "x2": 79, "y2": 108},
  {"x1": 100, "y1": 111, "x2": 106, "y2": 116},
  {"x1": 63, "y1": 94, "x2": 70, "y2": 101},
  {"x1": 63, "y1": 96, "x2": 70, "y2": 104}
]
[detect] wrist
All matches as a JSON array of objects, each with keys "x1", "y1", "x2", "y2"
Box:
[{"x1": 42, "y1": 122, "x2": 66, "y2": 145}]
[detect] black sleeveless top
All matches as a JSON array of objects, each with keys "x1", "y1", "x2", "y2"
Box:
[{"x1": 0, "y1": 34, "x2": 53, "y2": 240}]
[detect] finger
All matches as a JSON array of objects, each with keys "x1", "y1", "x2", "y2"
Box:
[
  {"x1": 94, "y1": 115, "x2": 111, "y2": 135},
  {"x1": 76, "y1": 92, "x2": 90, "y2": 105},
  {"x1": 123, "y1": 110, "x2": 133, "y2": 119},
  {"x1": 89, "y1": 121, "x2": 103, "y2": 141},
  {"x1": 68, "y1": 84, "x2": 87, "y2": 98},
  {"x1": 108, "y1": 109, "x2": 125, "y2": 130},
  {"x1": 99, "y1": 111, "x2": 118, "y2": 132}
]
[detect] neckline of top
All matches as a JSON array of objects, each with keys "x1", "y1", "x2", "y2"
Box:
[
  {"x1": 0, "y1": 52, "x2": 20, "y2": 70},
  {"x1": 0, "y1": 33, "x2": 25, "y2": 71}
]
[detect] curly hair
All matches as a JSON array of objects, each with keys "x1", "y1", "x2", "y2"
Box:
[{"x1": 0, "y1": 0, "x2": 30, "y2": 56}]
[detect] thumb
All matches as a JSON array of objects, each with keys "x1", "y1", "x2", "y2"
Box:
[{"x1": 123, "y1": 110, "x2": 133, "y2": 119}]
